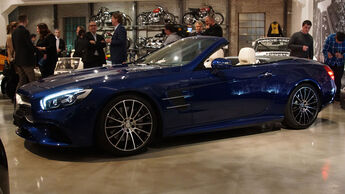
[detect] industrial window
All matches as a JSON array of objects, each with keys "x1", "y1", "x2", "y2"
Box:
[
  {"x1": 238, "y1": 13, "x2": 265, "y2": 51},
  {"x1": 63, "y1": 17, "x2": 86, "y2": 54}
]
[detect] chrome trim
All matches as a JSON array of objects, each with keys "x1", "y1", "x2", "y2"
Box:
[
  {"x1": 166, "y1": 104, "x2": 190, "y2": 109},
  {"x1": 162, "y1": 95, "x2": 186, "y2": 100}
]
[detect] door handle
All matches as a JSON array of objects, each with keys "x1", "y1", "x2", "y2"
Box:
[{"x1": 258, "y1": 72, "x2": 273, "y2": 78}]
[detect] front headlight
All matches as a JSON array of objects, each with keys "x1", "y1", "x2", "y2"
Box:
[{"x1": 40, "y1": 88, "x2": 92, "y2": 110}]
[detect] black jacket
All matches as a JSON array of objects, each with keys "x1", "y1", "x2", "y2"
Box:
[
  {"x1": 56, "y1": 37, "x2": 66, "y2": 57},
  {"x1": 110, "y1": 24, "x2": 127, "y2": 64},
  {"x1": 12, "y1": 25, "x2": 35, "y2": 67},
  {"x1": 203, "y1": 24, "x2": 223, "y2": 37},
  {"x1": 84, "y1": 32, "x2": 106, "y2": 68},
  {"x1": 74, "y1": 36, "x2": 88, "y2": 62},
  {"x1": 37, "y1": 33, "x2": 58, "y2": 78},
  {"x1": 288, "y1": 31, "x2": 314, "y2": 59}
]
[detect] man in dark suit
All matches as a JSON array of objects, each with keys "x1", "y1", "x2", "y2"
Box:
[
  {"x1": 203, "y1": 16, "x2": 223, "y2": 37},
  {"x1": 12, "y1": 15, "x2": 35, "y2": 90},
  {"x1": 84, "y1": 21, "x2": 106, "y2": 68},
  {"x1": 105, "y1": 12, "x2": 127, "y2": 65},
  {"x1": 54, "y1": 29, "x2": 66, "y2": 57}
]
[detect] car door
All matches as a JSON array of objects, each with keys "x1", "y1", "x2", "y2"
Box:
[{"x1": 189, "y1": 63, "x2": 278, "y2": 126}]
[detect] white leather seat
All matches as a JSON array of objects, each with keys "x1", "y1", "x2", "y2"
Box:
[
  {"x1": 204, "y1": 49, "x2": 225, "y2": 68},
  {"x1": 237, "y1": 47, "x2": 256, "y2": 65}
]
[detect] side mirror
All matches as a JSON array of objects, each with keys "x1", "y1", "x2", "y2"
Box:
[{"x1": 211, "y1": 58, "x2": 232, "y2": 69}]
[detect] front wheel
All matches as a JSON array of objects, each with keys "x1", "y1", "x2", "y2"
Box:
[
  {"x1": 283, "y1": 84, "x2": 320, "y2": 129},
  {"x1": 137, "y1": 14, "x2": 147, "y2": 26},
  {"x1": 183, "y1": 13, "x2": 196, "y2": 25},
  {"x1": 96, "y1": 95, "x2": 157, "y2": 155}
]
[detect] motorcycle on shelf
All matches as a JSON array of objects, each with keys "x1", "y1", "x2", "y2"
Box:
[
  {"x1": 90, "y1": 7, "x2": 132, "y2": 29},
  {"x1": 137, "y1": 6, "x2": 177, "y2": 25},
  {"x1": 183, "y1": 5, "x2": 224, "y2": 25}
]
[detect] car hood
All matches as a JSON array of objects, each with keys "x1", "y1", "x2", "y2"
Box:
[{"x1": 19, "y1": 64, "x2": 163, "y2": 94}]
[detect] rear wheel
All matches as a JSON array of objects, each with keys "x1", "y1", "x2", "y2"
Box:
[
  {"x1": 96, "y1": 95, "x2": 157, "y2": 155},
  {"x1": 163, "y1": 13, "x2": 176, "y2": 24},
  {"x1": 283, "y1": 84, "x2": 320, "y2": 129},
  {"x1": 213, "y1": 12, "x2": 224, "y2": 25}
]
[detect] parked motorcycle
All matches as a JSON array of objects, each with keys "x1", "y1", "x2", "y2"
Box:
[
  {"x1": 183, "y1": 6, "x2": 224, "y2": 25},
  {"x1": 137, "y1": 33, "x2": 165, "y2": 49},
  {"x1": 137, "y1": 6, "x2": 177, "y2": 25},
  {"x1": 90, "y1": 7, "x2": 132, "y2": 29}
]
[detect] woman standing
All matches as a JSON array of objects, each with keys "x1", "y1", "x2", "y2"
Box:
[
  {"x1": 4, "y1": 21, "x2": 19, "y2": 101},
  {"x1": 6, "y1": 22, "x2": 18, "y2": 64},
  {"x1": 74, "y1": 26, "x2": 88, "y2": 64},
  {"x1": 36, "y1": 23, "x2": 57, "y2": 78}
]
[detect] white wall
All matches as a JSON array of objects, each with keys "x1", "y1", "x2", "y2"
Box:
[{"x1": 289, "y1": 0, "x2": 313, "y2": 35}]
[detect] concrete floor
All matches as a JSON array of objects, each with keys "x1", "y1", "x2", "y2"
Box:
[{"x1": 1, "y1": 95, "x2": 345, "y2": 194}]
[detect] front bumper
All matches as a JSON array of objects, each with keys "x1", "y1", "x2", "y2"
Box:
[
  {"x1": 14, "y1": 105, "x2": 73, "y2": 146},
  {"x1": 13, "y1": 95, "x2": 98, "y2": 147}
]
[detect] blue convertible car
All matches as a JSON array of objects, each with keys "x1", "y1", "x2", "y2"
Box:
[{"x1": 14, "y1": 36, "x2": 336, "y2": 155}]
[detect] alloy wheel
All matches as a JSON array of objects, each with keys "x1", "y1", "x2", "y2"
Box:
[
  {"x1": 291, "y1": 86, "x2": 318, "y2": 126},
  {"x1": 104, "y1": 99, "x2": 153, "y2": 152}
]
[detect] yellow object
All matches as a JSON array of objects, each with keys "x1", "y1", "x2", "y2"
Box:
[
  {"x1": 271, "y1": 23, "x2": 279, "y2": 35},
  {"x1": 0, "y1": 54, "x2": 7, "y2": 71}
]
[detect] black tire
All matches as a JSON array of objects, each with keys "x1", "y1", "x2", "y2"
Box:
[
  {"x1": 1, "y1": 76, "x2": 8, "y2": 95},
  {"x1": 213, "y1": 12, "x2": 224, "y2": 25},
  {"x1": 96, "y1": 95, "x2": 157, "y2": 156},
  {"x1": 283, "y1": 84, "x2": 320, "y2": 129},
  {"x1": 183, "y1": 12, "x2": 196, "y2": 25}
]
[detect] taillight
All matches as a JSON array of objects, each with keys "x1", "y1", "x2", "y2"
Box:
[{"x1": 324, "y1": 65, "x2": 334, "y2": 80}]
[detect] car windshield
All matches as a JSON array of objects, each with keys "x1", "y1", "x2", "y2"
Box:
[
  {"x1": 138, "y1": 38, "x2": 218, "y2": 67},
  {"x1": 255, "y1": 39, "x2": 290, "y2": 52}
]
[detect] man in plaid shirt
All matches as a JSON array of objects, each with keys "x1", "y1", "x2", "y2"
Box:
[{"x1": 323, "y1": 32, "x2": 345, "y2": 100}]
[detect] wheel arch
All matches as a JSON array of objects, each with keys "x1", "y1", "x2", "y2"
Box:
[{"x1": 287, "y1": 79, "x2": 322, "y2": 109}]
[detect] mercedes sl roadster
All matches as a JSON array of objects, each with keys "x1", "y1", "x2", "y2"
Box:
[{"x1": 14, "y1": 36, "x2": 336, "y2": 155}]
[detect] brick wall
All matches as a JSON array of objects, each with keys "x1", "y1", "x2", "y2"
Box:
[{"x1": 229, "y1": 0, "x2": 285, "y2": 55}]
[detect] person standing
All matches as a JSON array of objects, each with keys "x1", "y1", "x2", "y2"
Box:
[
  {"x1": 54, "y1": 29, "x2": 66, "y2": 57},
  {"x1": 12, "y1": 15, "x2": 35, "y2": 90},
  {"x1": 6, "y1": 22, "x2": 18, "y2": 65},
  {"x1": 74, "y1": 26, "x2": 88, "y2": 63},
  {"x1": 267, "y1": 21, "x2": 284, "y2": 37},
  {"x1": 163, "y1": 24, "x2": 181, "y2": 46},
  {"x1": 288, "y1": 20, "x2": 313, "y2": 59},
  {"x1": 84, "y1": 21, "x2": 106, "y2": 68},
  {"x1": 105, "y1": 12, "x2": 127, "y2": 65},
  {"x1": 191, "y1": 21, "x2": 204, "y2": 36},
  {"x1": 323, "y1": 32, "x2": 345, "y2": 100},
  {"x1": 5, "y1": 21, "x2": 18, "y2": 101},
  {"x1": 36, "y1": 23, "x2": 58, "y2": 78},
  {"x1": 203, "y1": 16, "x2": 223, "y2": 37}
]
